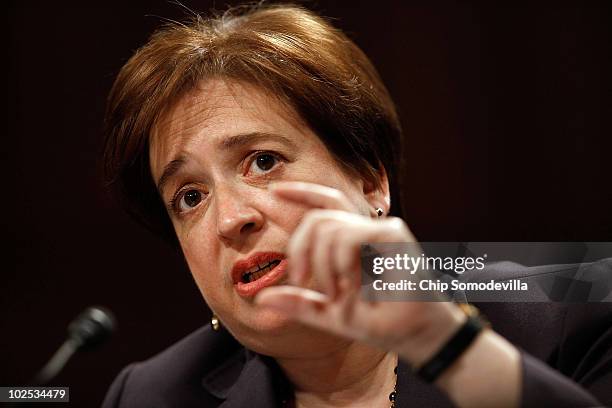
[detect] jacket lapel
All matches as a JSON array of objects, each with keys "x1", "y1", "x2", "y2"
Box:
[{"x1": 202, "y1": 347, "x2": 289, "y2": 407}]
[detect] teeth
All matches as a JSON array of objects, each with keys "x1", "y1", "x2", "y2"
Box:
[
  {"x1": 241, "y1": 259, "x2": 281, "y2": 283},
  {"x1": 249, "y1": 266, "x2": 271, "y2": 282}
]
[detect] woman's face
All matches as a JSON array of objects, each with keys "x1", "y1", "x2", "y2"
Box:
[{"x1": 149, "y1": 79, "x2": 380, "y2": 355}]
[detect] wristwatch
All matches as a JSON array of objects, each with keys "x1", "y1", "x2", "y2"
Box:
[{"x1": 415, "y1": 302, "x2": 489, "y2": 382}]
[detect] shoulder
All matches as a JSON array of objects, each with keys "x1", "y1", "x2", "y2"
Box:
[
  {"x1": 462, "y1": 257, "x2": 612, "y2": 302},
  {"x1": 469, "y1": 258, "x2": 612, "y2": 365},
  {"x1": 102, "y1": 325, "x2": 244, "y2": 408}
]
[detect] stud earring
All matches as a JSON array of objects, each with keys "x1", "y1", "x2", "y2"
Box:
[
  {"x1": 376, "y1": 208, "x2": 384, "y2": 217},
  {"x1": 211, "y1": 314, "x2": 220, "y2": 331}
]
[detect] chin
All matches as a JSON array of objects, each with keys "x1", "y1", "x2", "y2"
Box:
[
  {"x1": 224, "y1": 308, "x2": 306, "y2": 355},
  {"x1": 228, "y1": 308, "x2": 349, "y2": 359},
  {"x1": 244, "y1": 307, "x2": 297, "y2": 333}
]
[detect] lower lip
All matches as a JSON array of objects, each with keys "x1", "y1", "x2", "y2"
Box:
[{"x1": 234, "y1": 259, "x2": 288, "y2": 298}]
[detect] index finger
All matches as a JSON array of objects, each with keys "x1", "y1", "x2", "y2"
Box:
[{"x1": 269, "y1": 181, "x2": 355, "y2": 212}]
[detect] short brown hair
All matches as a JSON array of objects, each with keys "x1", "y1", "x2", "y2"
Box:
[{"x1": 103, "y1": 3, "x2": 404, "y2": 242}]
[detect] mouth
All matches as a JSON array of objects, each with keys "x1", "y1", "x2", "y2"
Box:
[
  {"x1": 231, "y1": 252, "x2": 287, "y2": 298},
  {"x1": 240, "y1": 259, "x2": 282, "y2": 283}
]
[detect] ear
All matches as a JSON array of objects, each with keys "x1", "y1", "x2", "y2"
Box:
[{"x1": 363, "y1": 166, "x2": 391, "y2": 217}]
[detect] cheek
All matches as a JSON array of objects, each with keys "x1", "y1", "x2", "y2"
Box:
[
  {"x1": 178, "y1": 227, "x2": 227, "y2": 304},
  {"x1": 266, "y1": 194, "x2": 309, "y2": 234}
]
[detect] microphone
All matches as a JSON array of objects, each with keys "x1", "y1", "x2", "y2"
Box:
[{"x1": 33, "y1": 306, "x2": 116, "y2": 385}]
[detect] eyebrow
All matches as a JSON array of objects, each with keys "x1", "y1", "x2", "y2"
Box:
[
  {"x1": 157, "y1": 156, "x2": 186, "y2": 197},
  {"x1": 219, "y1": 131, "x2": 297, "y2": 151},
  {"x1": 156, "y1": 131, "x2": 297, "y2": 195}
]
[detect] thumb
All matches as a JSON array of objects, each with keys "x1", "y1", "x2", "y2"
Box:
[{"x1": 255, "y1": 286, "x2": 329, "y2": 325}]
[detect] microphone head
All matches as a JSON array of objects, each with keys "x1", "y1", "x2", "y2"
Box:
[{"x1": 68, "y1": 306, "x2": 116, "y2": 350}]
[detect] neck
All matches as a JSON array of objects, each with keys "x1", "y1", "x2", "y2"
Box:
[{"x1": 275, "y1": 340, "x2": 397, "y2": 407}]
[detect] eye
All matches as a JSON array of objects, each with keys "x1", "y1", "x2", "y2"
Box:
[
  {"x1": 178, "y1": 189, "x2": 203, "y2": 212},
  {"x1": 249, "y1": 152, "x2": 280, "y2": 174}
]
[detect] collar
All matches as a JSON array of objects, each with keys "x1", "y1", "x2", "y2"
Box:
[{"x1": 202, "y1": 344, "x2": 291, "y2": 407}]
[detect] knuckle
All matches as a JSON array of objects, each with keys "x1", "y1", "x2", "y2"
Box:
[
  {"x1": 328, "y1": 189, "x2": 351, "y2": 208},
  {"x1": 386, "y1": 217, "x2": 410, "y2": 238},
  {"x1": 328, "y1": 188, "x2": 344, "y2": 201},
  {"x1": 302, "y1": 210, "x2": 321, "y2": 224},
  {"x1": 298, "y1": 211, "x2": 326, "y2": 235}
]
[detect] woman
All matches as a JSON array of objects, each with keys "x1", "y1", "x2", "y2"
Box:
[{"x1": 102, "y1": 4, "x2": 611, "y2": 407}]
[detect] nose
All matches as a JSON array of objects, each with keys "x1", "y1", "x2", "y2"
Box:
[{"x1": 214, "y1": 186, "x2": 264, "y2": 243}]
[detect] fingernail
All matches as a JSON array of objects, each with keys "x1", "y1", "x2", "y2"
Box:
[
  {"x1": 255, "y1": 290, "x2": 279, "y2": 307},
  {"x1": 256, "y1": 294, "x2": 293, "y2": 314}
]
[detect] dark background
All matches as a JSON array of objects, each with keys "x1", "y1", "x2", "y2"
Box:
[{"x1": 4, "y1": 1, "x2": 612, "y2": 406}]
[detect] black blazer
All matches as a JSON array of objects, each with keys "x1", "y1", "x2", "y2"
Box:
[{"x1": 103, "y1": 260, "x2": 612, "y2": 407}]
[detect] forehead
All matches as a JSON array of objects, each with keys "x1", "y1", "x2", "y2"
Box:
[{"x1": 148, "y1": 78, "x2": 309, "y2": 181}]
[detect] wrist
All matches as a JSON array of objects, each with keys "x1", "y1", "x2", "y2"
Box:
[
  {"x1": 397, "y1": 302, "x2": 466, "y2": 367},
  {"x1": 436, "y1": 330, "x2": 521, "y2": 407}
]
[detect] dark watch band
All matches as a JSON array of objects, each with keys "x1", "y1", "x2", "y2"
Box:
[{"x1": 415, "y1": 314, "x2": 484, "y2": 382}]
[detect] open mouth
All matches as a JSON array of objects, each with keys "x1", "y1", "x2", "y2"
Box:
[
  {"x1": 241, "y1": 259, "x2": 281, "y2": 283},
  {"x1": 232, "y1": 252, "x2": 287, "y2": 297}
]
